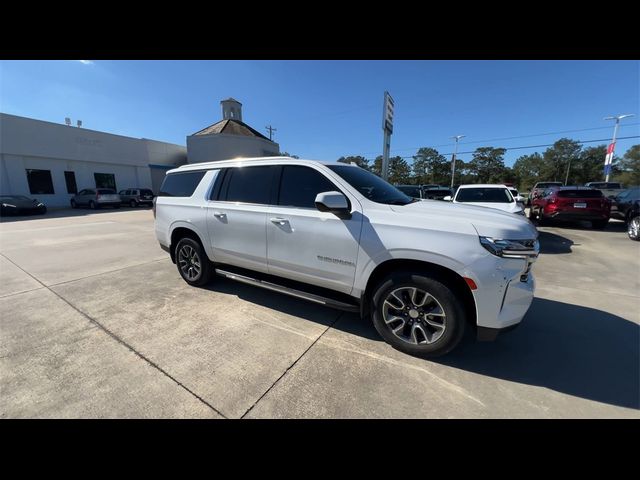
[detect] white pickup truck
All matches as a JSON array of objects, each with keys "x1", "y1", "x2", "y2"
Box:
[{"x1": 155, "y1": 157, "x2": 539, "y2": 357}]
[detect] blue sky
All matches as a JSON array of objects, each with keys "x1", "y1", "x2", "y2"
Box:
[{"x1": 1, "y1": 60, "x2": 638, "y2": 166}]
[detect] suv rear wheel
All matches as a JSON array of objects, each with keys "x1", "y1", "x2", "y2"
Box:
[
  {"x1": 370, "y1": 271, "x2": 466, "y2": 357},
  {"x1": 130, "y1": 199, "x2": 137, "y2": 208},
  {"x1": 628, "y1": 214, "x2": 640, "y2": 241},
  {"x1": 175, "y1": 237, "x2": 212, "y2": 286}
]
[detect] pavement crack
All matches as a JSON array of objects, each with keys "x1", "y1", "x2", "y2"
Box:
[
  {"x1": 0, "y1": 252, "x2": 227, "y2": 419},
  {"x1": 240, "y1": 311, "x2": 344, "y2": 419}
]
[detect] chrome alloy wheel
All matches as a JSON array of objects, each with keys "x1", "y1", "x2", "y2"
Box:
[
  {"x1": 629, "y1": 216, "x2": 640, "y2": 240},
  {"x1": 178, "y1": 244, "x2": 202, "y2": 281},
  {"x1": 382, "y1": 286, "x2": 447, "y2": 345}
]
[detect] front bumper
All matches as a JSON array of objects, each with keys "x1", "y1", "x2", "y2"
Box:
[{"x1": 458, "y1": 252, "x2": 536, "y2": 333}]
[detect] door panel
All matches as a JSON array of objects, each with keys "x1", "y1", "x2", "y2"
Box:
[
  {"x1": 206, "y1": 166, "x2": 277, "y2": 274},
  {"x1": 266, "y1": 165, "x2": 362, "y2": 294},
  {"x1": 266, "y1": 207, "x2": 362, "y2": 293}
]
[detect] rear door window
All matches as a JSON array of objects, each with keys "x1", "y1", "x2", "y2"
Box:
[
  {"x1": 222, "y1": 166, "x2": 276, "y2": 205},
  {"x1": 159, "y1": 171, "x2": 206, "y2": 197}
]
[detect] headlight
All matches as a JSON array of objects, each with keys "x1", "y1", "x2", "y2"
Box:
[{"x1": 479, "y1": 236, "x2": 539, "y2": 258}]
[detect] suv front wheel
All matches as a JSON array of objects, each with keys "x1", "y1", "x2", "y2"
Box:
[
  {"x1": 370, "y1": 271, "x2": 466, "y2": 357},
  {"x1": 175, "y1": 237, "x2": 212, "y2": 286}
]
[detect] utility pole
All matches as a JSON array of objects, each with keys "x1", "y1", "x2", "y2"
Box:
[
  {"x1": 603, "y1": 114, "x2": 634, "y2": 181},
  {"x1": 265, "y1": 125, "x2": 277, "y2": 141},
  {"x1": 450, "y1": 135, "x2": 465, "y2": 189}
]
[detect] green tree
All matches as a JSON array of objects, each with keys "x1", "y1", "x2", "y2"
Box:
[
  {"x1": 412, "y1": 147, "x2": 449, "y2": 185},
  {"x1": 279, "y1": 151, "x2": 299, "y2": 159},
  {"x1": 466, "y1": 147, "x2": 508, "y2": 183},
  {"x1": 512, "y1": 153, "x2": 545, "y2": 191},
  {"x1": 614, "y1": 144, "x2": 640, "y2": 186},
  {"x1": 541, "y1": 138, "x2": 582, "y2": 183},
  {"x1": 573, "y1": 145, "x2": 607, "y2": 185},
  {"x1": 371, "y1": 155, "x2": 411, "y2": 183},
  {"x1": 337, "y1": 155, "x2": 369, "y2": 170}
]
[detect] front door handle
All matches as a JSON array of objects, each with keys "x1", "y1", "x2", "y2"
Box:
[
  {"x1": 270, "y1": 217, "x2": 289, "y2": 225},
  {"x1": 213, "y1": 212, "x2": 227, "y2": 218}
]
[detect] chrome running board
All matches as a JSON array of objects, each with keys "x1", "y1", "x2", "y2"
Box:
[{"x1": 214, "y1": 268, "x2": 359, "y2": 312}]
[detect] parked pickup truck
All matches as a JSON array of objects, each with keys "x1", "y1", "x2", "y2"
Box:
[
  {"x1": 584, "y1": 182, "x2": 625, "y2": 199},
  {"x1": 155, "y1": 157, "x2": 539, "y2": 357}
]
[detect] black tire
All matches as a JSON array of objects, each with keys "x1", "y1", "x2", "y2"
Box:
[
  {"x1": 39, "y1": 206, "x2": 47, "y2": 215},
  {"x1": 627, "y1": 215, "x2": 640, "y2": 241},
  {"x1": 592, "y1": 219, "x2": 608, "y2": 230},
  {"x1": 174, "y1": 237, "x2": 212, "y2": 287},
  {"x1": 130, "y1": 200, "x2": 137, "y2": 208},
  {"x1": 89, "y1": 201, "x2": 98, "y2": 210},
  {"x1": 370, "y1": 271, "x2": 466, "y2": 358},
  {"x1": 114, "y1": 205, "x2": 120, "y2": 209},
  {"x1": 70, "y1": 200, "x2": 77, "y2": 209},
  {"x1": 537, "y1": 211, "x2": 548, "y2": 226}
]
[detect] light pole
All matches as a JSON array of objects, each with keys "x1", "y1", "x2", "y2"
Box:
[
  {"x1": 450, "y1": 135, "x2": 465, "y2": 189},
  {"x1": 604, "y1": 114, "x2": 635, "y2": 181}
]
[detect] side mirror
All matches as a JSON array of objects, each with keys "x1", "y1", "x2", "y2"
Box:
[
  {"x1": 315, "y1": 191, "x2": 351, "y2": 218},
  {"x1": 443, "y1": 195, "x2": 452, "y2": 202}
]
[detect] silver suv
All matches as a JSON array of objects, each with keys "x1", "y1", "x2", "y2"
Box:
[
  {"x1": 71, "y1": 188, "x2": 121, "y2": 209},
  {"x1": 155, "y1": 157, "x2": 538, "y2": 357}
]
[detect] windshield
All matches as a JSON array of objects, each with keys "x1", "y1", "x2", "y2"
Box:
[
  {"x1": 327, "y1": 165, "x2": 414, "y2": 205},
  {"x1": 396, "y1": 186, "x2": 422, "y2": 198},
  {"x1": 536, "y1": 182, "x2": 563, "y2": 189},
  {"x1": 558, "y1": 190, "x2": 603, "y2": 198},
  {"x1": 456, "y1": 187, "x2": 514, "y2": 203}
]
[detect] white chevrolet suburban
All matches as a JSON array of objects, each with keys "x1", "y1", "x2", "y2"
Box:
[{"x1": 155, "y1": 157, "x2": 539, "y2": 357}]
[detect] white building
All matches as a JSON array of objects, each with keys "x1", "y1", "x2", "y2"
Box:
[
  {"x1": 187, "y1": 98, "x2": 280, "y2": 164},
  {"x1": 0, "y1": 113, "x2": 187, "y2": 207}
]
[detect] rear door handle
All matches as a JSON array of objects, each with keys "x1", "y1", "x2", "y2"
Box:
[
  {"x1": 213, "y1": 212, "x2": 226, "y2": 218},
  {"x1": 270, "y1": 217, "x2": 289, "y2": 225}
]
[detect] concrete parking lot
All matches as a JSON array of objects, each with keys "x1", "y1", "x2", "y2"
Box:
[{"x1": 1, "y1": 208, "x2": 639, "y2": 418}]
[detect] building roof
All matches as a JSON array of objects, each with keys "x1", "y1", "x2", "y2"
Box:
[
  {"x1": 191, "y1": 119, "x2": 271, "y2": 140},
  {"x1": 221, "y1": 97, "x2": 242, "y2": 105}
]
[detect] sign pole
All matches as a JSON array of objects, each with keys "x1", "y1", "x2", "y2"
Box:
[{"x1": 381, "y1": 91, "x2": 394, "y2": 181}]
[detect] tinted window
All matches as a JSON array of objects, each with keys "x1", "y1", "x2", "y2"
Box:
[
  {"x1": 223, "y1": 166, "x2": 274, "y2": 204},
  {"x1": 139, "y1": 189, "x2": 153, "y2": 196},
  {"x1": 456, "y1": 187, "x2": 513, "y2": 203},
  {"x1": 278, "y1": 166, "x2": 338, "y2": 208},
  {"x1": 64, "y1": 171, "x2": 77, "y2": 194},
  {"x1": 97, "y1": 189, "x2": 116, "y2": 194},
  {"x1": 25, "y1": 169, "x2": 54, "y2": 194},
  {"x1": 536, "y1": 182, "x2": 563, "y2": 189},
  {"x1": 558, "y1": 190, "x2": 603, "y2": 198},
  {"x1": 85, "y1": 189, "x2": 96, "y2": 195},
  {"x1": 159, "y1": 171, "x2": 206, "y2": 197},
  {"x1": 327, "y1": 165, "x2": 413, "y2": 205}
]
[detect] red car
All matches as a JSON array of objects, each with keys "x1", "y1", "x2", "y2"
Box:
[{"x1": 529, "y1": 187, "x2": 611, "y2": 229}]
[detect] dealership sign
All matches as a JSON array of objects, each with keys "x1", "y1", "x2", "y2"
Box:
[{"x1": 382, "y1": 91, "x2": 394, "y2": 133}]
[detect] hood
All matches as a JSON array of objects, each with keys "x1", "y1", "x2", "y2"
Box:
[
  {"x1": 455, "y1": 201, "x2": 522, "y2": 214},
  {"x1": 389, "y1": 199, "x2": 537, "y2": 240}
]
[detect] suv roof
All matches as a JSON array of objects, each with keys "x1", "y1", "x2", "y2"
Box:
[{"x1": 169, "y1": 156, "x2": 345, "y2": 174}]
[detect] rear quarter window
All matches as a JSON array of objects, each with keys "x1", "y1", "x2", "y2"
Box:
[{"x1": 159, "y1": 171, "x2": 206, "y2": 197}]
